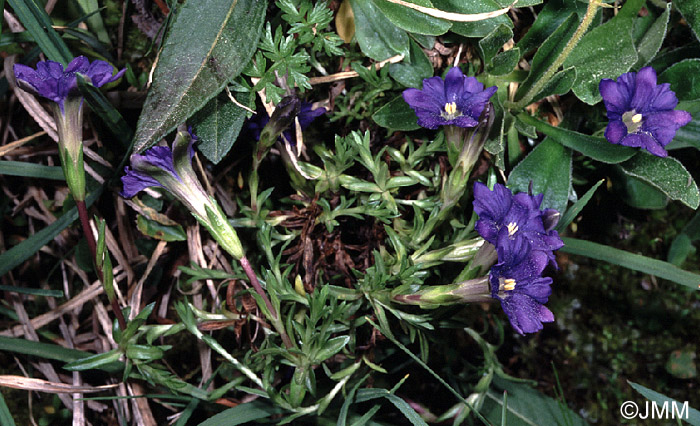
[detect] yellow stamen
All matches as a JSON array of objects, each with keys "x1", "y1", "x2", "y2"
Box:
[
  {"x1": 631, "y1": 113, "x2": 642, "y2": 123},
  {"x1": 507, "y1": 222, "x2": 519, "y2": 236},
  {"x1": 444, "y1": 102, "x2": 457, "y2": 116},
  {"x1": 504, "y1": 278, "x2": 516, "y2": 291}
]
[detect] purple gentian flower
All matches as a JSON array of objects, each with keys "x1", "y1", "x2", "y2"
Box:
[
  {"x1": 402, "y1": 67, "x2": 497, "y2": 130},
  {"x1": 489, "y1": 234, "x2": 554, "y2": 334},
  {"x1": 599, "y1": 67, "x2": 691, "y2": 157},
  {"x1": 473, "y1": 182, "x2": 563, "y2": 267},
  {"x1": 14, "y1": 56, "x2": 125, "y2": 112},
  {"x1": 121, "y1": 129, "x2": 244, "y2": 258},
  {"x1": 246, "y1": 101, "x2": 325, "y2": 146}
]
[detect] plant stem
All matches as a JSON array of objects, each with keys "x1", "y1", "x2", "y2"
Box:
[
  {"x1": 239, "y1": 255, "x2": 294, "y2": 349},
  {"x1": 76, "y1": 200, "x2": 127, "y2": 331},
  {"x1": 507, "y1": 0, "x2": 602, "y2": 110}
]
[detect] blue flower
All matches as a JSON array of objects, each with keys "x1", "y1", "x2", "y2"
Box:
[
  {"x1": 402, "y1": 67, "x2": 497, "y2": 130},
  {"x1": 599, "y1": 67, "x2": 691, "y2": 158},
  {"x1": 489, "y1": 234, "x2": 554, "y2": 335},
  {"x1": 473, "y1": 182, "x2": 563, "y2": 267},
  {"x1": 14, "y1": 56, "x2": 125, "y2": 112}
]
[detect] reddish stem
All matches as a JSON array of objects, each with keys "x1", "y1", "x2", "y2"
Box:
[{"x1": 76, "y1": 200, "x2": 127, "y2": 331}]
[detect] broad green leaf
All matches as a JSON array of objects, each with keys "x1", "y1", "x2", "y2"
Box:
[
  {"x1": 0, "y1": 189, "x2": 101, "y2": 277},
  {"x1": 563, "y1": 17, "x2": 638, "y2": 105},
  {"x1": 676, "y1": 0, "x2": 700, "y2": 43},
  {"x1": 136, "y1": 215, "x2": 187, "y2": 241},
  {"x1": 516, "y1": 113, "x2": 636, "y2": 163},
  {"x1": 508, "y1": 138, "x2": 571, "y2": 214},
  {"x1": 351, "y1": 0, "x2": 410, "y2": 61},
  {"x1": 6, "y1": 0, "x2": 72, "y2": 64},
  {"x1": 0, "y1": 161, "x2": 64, "y2": 180},
  {"x1": 371, "y1": 0, "x2": 451, "y2": 36},
  {"x1": 530, "y1": 66, "x2": 576, "y2": 100},
  {"x1": 488, "y1": 48, "x2": 520, "y2": 76},
  {"x1": 561, "y1": 237, "x2": 700, "y2": 290},
  {"x1": 482, "y1": 377, "x2": 587, "y2": 426},
  {"x1": 619, "y1": 152, "x2": 700, "y2": 209},
  {"x1": 659, "y1": 59, "x2": 700, "y2": 101},
  {"x1": 516, "y1": 0, "x2": 585, "y2": 55},
  {"x1": 77, "y1": 75, "x2": 133, "y2": 148},
  {"x1": 373, "y1": 95, "x2": 421, "y2": 131},
  {"x1": 514, "y1": 13, "x2": 578, "y2": 103},
  {"x1": 479, "y1": 24, "x2": 512, "y2": 65},
  {"x1": 64, "y1": 349, "x2": 123, "y2": 371},
  {"x1": 389, "y1": 39, "x2": 433, "y2": 88},
  {"x1": 133, "y1": 0, "x2": 266, "y2": 152},
  {"x1": 634, "y1": 3, "x2": 670, "y2": 68},
  {"x1": 192, "y1": 91, "x2": 250, "y2": 164},
  {"x1": 197, "y1": 400, "x2": 279, "y2": 426},
  {"x1": 556, "y1": 179, "x2": 603, "y2": 232},
  {"x1": 430, "y1": 0, "x2": 512, "y2": 38},
  {"x1": 672, "y1": 114, "x2": 700, "y2": 151},
  {"x1": 617, "y1": 171, "x2": 668, "y2": 210},
  {"x1": 628, "y1": 381, "x2": 700, "y2": 425}
]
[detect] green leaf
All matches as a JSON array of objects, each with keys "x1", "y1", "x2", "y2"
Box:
[
  {"x1": 75, "y1": 0, "x2": 110, "y2": 45},
  {"x1": 556, "y1": 179, "x2": 603, "y2": 232},
  {"x1": 0, "y1": 161, "x2": 64, "y2": 180},
  {"x1": 672, "y1": 112, "x2": 700, "y2": 151},
  {"x1": 628, "y1": 381, "x2": 700, "y2": 426},
  {"x1": 389, "y1": 38, "x2": 433, "y2": 88},
  {"x1": 482, "y1": 376, "x2": 588, "y2": 426},
  {"x1": 0, "y1": 285, "x2": 62, "y2": 297},
  {"x1": 479, "y1": 24, "x2": 512, "y2": 65},
  {"x1": 0, "y1": 336, "x2": 122, "y2": 373},
  {"x1": 617, "y1": 171, "x2": 668, "y2": 210},
  {"x1": 0, "y1": 391, "x2": 16, "y2": 426},
  {"x1": 560, "y1": 237, "x2": 700, "y2": 290},
  {"x1": 516, "y1": 113, "x2": 636, "y2": 163},
  {"x1": 371, "y1": 0, "x2": 451, "y2": 36},
  {"x1": 64, "y1": 349, "x2": 123, "y2": 371},
  {"x1": 136, "y1": 215, "x2": 187, "y2": 241},
  {"x1": 676, "y1": 0, "x2": 700, "y2": 44},
  {"x1": 197, "y1": 400, "x2": 279, "y2": 426},
  {"x1": 666, "y1": 349, "x2": 697, "y2": 379},
  {"x1": 350, "y1": 0, "x2": 410, "y2": 61},
  {"x1": 355, "y1": 388, "x2": 429, "y2": 426},
  {"x1": 133, "y1": 0, "x2": 266, "y2": 152},
  {"x1": 508, "y1": 138, "x2": 571, "y2": 214},
  {"x1": 563, "y1": 17, "x2": 638, "y2": 105},
  {"x1": 489, "y1": 48, "x2": 520, "y2": 76},
  {"x1": 77, "y1": 75, "x2": 133, "y2": 148},
  {"x1": 668, "y1": 233, "x2": 695, "y2": 267},
  {"x1": 514, "y1": 12, "x2": 578, "y2": 103},
  {"x1": 431, "y1": 0, "x2": 512, "y2": 38},
  {"x1": 619, "y1": 152, "x2": 700, "y2": 209},
  {"x1": 530, "y1": 66, "x2": 576, "y2": 100},
  {"x1": 658, "y1": 59, "x2": 700, "y2": 101},
  {"x1": 192, "y1": 91, "x2": 250, "y2": 164},
  {"x1": 6, "y1": 0, "x2": 72, "y2": 64},
  {"x1": 633, "y1": 3, "x2": 670, "y2": 68},
  {"x1": 0, "y1": 189, "x2": 101, "y2": 277},
  {"x1": 372, "y1": 95, "x2": 421, "y2": 131},
  {"x1": 314, "y1": 335, "x2": 350, "y2": 362},
  {"x1": 516, "y1": 0, "x2": 584, "y2": 55}
]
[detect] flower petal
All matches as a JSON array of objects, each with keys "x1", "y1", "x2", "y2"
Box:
[
  {"x1": 630, "y1": 67, "x2": 658, "y2": 111},
  {"x1": 120, "y1": 167, "x2": 163, "y2": 198},
  {"x1": 444, "y1": 67, "x2": 465, "y2": 103},
  {"x1": 604, "y1": 120, "x2": 627, "y2": 144},
  {"x1": 599, "y1": 78, "x2": 627, "y2": 112}
]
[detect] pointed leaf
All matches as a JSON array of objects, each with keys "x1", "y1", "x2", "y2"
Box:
[
  {"x1": 350, "y1": 0, "x2": 409, "y2": 61},
  {"x1": 133, "y1": 0, "x2": 266, "y2": 152},
  {"x1": 192, "y1": 91, "x2": 251, "y2": 164}
]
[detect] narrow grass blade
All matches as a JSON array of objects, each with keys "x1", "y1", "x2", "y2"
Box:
[
  {"x1": 77, "y1": 75, "x2": 133, "y2": 148},
  {"x1": 6, "y1": 0, "x2": 72, "y2": 64},
  {"x1": 0, "y1": 285, "x2": 62, "y2": 297},
  {"x1": 0, "y1": 161, "x2": 64, "y2": 180},
  {"x1": 0, "y1": 391, "x2": 16, "y2": 426},
  {"x1": 561, "y1": 237, "x2": 700, "y2": 290}
]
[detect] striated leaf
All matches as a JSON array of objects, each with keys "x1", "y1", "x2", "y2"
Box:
[
  {"x1": 6, "y1": 0, "x2": 72, "y2": 64},
  {"x1": 133, "y1": 0, "x2": 266, "y2": 152},
  {"x1": 372, "y1": 0, "x2": 451, "y2": 36},
  {"x1": 619, "y1": 152, "x2": 700, "y2": 209},
  {"x1": 373, "y1": 95, "x2": 421, "y2": 130},
  {"x1": 192, "y1": 91, "x2": 251, "y2": 164},
  {"x1": 628, "y1": 381, "x2": 700, "y2": 425},
  {"x1": 508, "y1": 138, "x2": 571, "y2": 214},
  {"x1": 351, "y1": 0, "x2": 410, "y2": 61},
  {"x1": 563, "y1": 17, "x2": 638, "y2": 105},
  {"x1": 431, "y1": 0, "x2": 512, "y2": 38}
]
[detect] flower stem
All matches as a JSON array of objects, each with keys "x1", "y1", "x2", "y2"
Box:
[
  {"x1": 239, "y1": 255, "x2": 294, "y2": 349},
  {"x1": 506, "y1": 0, "x2": 602, "y2": 110},
  {"x1": 76, "y1": 200, "x2": 127, "y2": 331}
]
